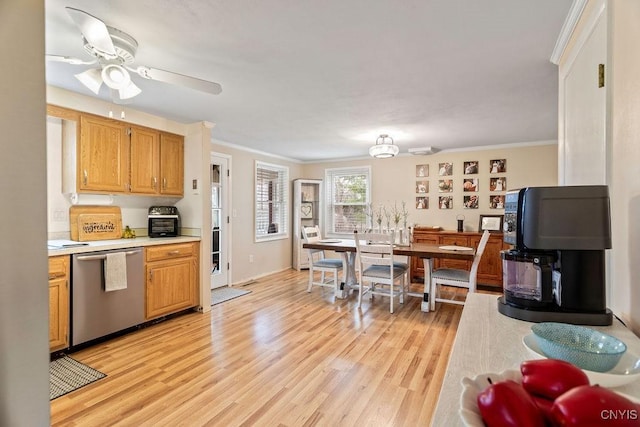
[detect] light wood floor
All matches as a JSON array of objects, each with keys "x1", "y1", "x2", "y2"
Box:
[{"x1": 51, "y1": 269, "x2": 465, "y2": 426}]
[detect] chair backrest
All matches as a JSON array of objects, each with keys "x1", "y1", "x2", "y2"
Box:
[
  {"x1": 302, "y1": 225, "x2": 325, "y2": 263},
  {"x1": 354, "y1": 230, "x2": 396, "y2": 271},
  {"x1": 469, "y1": 230, "x2": 491, "y2": 287},
  {"x1": 302, "y1": 225, "x2": 321, "y2": 243}
]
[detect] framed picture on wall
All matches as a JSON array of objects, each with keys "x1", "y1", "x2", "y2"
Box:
[
  {"x1": 463, "y1": 178, "x2": 478, "y2": 192},
  {"x1": 438, "y1": 163, "x2": 453, "y2": 176},
  {"x1": 300, "y1": 201, "x2": 314, "y2": 219},
  {"x1": 479, "y1": 214, "x2": 504, "y2": 232},
  {"x1": 489, "y1": 195, "x2": 505, "y2": 209},
  {"x1": 416, "y1": 180, "x2": 429, "y2": 193},
  {"x1": 490, "y1": 177, "x2": 506, "y2": 192},
  {"x1": 416, "y1": 197, "x2": 428, "y2": 209},
  {"x1": 416, "y1": 164, "x2": 429, "y2": 177},
  {"x1": 490, "y1": 159, "x2": 507, "y2": 173},
  {"x1": 463, "y1": 195, "x2": 479, "y2": 209},
  {"x1": 463, "y1": 161, "x2": 478, "y2": 174},
  {"x1": 439, "y1": 196, "x2": 453, "y2": 209},
  {"x1": 438, "y1": 179, "x2": 453, "y2": 192}
]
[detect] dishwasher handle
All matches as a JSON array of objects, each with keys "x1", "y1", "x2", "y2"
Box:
[{"x1": 76, "y1": 249, "x2": 142, "y2": 261}]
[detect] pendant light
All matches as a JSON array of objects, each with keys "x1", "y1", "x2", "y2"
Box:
[{"x1": 369, "y1": 134, "x2": 399, "y2": 158}]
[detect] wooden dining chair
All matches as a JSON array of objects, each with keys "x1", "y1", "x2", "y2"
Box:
[
  {"x1": 430, "y1": 229, "x2": 491, "y2": 309},
  {"x1": 302, "y1": 225, "x2": 343, "y2": 295},
  {"x1": 354, "y1": 230, "x2": 410, "y2": 313}
]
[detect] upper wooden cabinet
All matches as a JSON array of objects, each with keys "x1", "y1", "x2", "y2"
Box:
[
  {"x1": 79, "y1": 115, "x2": 129, "y2": 193},
  {"x1": 129, "y1": 126, "x2": 160, "y2": 194},
  {"x1": 49, "y1": 105, "x2": 184, "y2": 197},
  {"x1": 159, "y1": 132, "x2": 184, "y2": 196}
]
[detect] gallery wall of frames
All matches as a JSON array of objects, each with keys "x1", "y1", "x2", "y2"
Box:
[{"x1": 414, "y1": 159, "x2": 507, "y2": 211}]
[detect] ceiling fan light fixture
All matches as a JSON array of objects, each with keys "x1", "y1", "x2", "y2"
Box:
[
  {"x1": 369, "y1": 134, "x2": 399, "y2": 158},
  {"x1": 101, "y1": 64, "x2": 131, "y2": 90},
  {"x1": 118, "y1": 81, "x2": 142, "y2": 100},
  {"x1": 74, "y1": 68, "x2": 103, "y2": 94}
]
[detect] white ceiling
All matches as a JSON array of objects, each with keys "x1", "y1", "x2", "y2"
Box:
[{"x1": 44, "y1": 0, "x2": 573, "y2": 162}]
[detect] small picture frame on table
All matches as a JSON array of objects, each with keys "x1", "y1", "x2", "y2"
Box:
[
  {"x1": 300, "y1": 201, "x2": 314, "y2": 219},
  {"x1": 479, "y1": 214, "x2": 504, "y2": 233}
]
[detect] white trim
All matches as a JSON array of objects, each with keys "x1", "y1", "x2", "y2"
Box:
[
  {"x1": 213, "y1": 138, "x2": 301, "y2": 164},
  {"x1": 558, "y1": 0, "x2": 606, "y2": 76},
  {"x1": 551, "y1": 0, "x2": 589, "y2": 65},
  {"x1": 210, "y1": 152, "x2": 232, "y2": 289}
]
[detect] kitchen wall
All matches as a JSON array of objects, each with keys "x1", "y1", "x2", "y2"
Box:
[
  {"x1": 212, "y1": 141, "x2": 305, "y2": 284},
  {"x1": 303, "y1": 143, "x2": 558, "y2": 233},
  {"x1": 46, "y1": 87, "x2": 191, "y2": 237}
]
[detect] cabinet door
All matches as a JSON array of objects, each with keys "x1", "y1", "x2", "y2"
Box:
[
  {"x1": 438, "y1": 236, "x2": 471, "y2": 270},
  {"x1": 410, "y1": 231, "x2": 440, "y2": 279},
  {"x1": 146, "y1": 258, "x2": 196, "y2": 319},
  {"x1": 159, "y1": 133, "x2": 184, "y2": 196},
  {"x1": 79, "y1": 115, "x2": 128, "y2": 193},
  {"x1": 48, "y1": 256, "x2": 69, "y2": 352},
  {"x1": 471, "y1": 234, "x2": 504, "y2": 288},
  {"x1": 130, "y1": 126, "x2": 160, "y2": 194}
]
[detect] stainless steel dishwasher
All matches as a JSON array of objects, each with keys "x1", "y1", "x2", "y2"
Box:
[{"x1": 71, "y1": 247, "x2": 145, "y2": 346}]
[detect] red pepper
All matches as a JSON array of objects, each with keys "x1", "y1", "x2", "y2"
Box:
[
  {"x1": 477, "y1": 379, "x2": 546, "y2": 427},
  {"x1": 551, "y1": 385, "x2": 640, "y2": 427},
  {"x1": 520, "y1": 359, "x2": 589, "y2": 400},
  {"x1": 531, "y1": 395, "x2": 554, "y2": 426}
]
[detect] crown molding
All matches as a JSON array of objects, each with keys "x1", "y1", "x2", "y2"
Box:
[{"x1": 550, "y1": 0, "x2": 588, "y2": 65}]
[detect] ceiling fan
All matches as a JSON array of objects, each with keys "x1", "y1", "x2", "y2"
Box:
[{"x1": 47, "y1": 7, "x2": 222, "y2": 103}]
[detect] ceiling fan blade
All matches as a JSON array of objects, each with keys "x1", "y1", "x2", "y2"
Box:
[
  {"x1": 46, "y1": 54, "x2": 96, "y2": 65},
  {"x1": 66, "y1": 7, "x2": 117, "y2": 58},
  {"x1": 131, "y1": 66, "x2": 222, "y2": 95},
  {"x1": 110, "y1": 89, "x2": 134, "y2": 105}
]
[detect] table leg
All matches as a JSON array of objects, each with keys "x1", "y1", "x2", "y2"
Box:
[
  {"x1": 336, "y1": 252, "x2": 357, "y2": 299},
  {"x1": 421, "y1": 258, "x2": 433, "y2": 312}
]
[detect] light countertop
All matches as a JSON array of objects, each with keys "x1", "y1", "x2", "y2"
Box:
[
  {"x1": 47, "y1": 236, "x2": 200, "y2": 256},
  {"x1": 432, "y1": 293, "x2": 640, "y2": 426}
]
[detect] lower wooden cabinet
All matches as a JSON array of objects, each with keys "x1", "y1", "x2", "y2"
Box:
[
  {"x1": 145, "y1": 242, "x2": 199, "y2": 319},
  {"x1": 410, "y1": 229, "x2": 509, "y2": 290},
  {"x1": 49, "y1": 256, "x2": 69, "y2": 352}
]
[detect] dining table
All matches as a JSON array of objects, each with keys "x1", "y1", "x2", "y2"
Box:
[{"x1": 302, "y1": 239, "x2": 475, "y2": 312}]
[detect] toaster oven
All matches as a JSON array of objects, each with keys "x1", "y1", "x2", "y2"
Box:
[{"x1": 148, "y1": 206, "x2": 180, "y2": 237}]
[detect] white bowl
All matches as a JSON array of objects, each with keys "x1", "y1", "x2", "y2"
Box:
[
  {"x1": 460, "y1": 368, "x2": 640, "y2": 426},
  {"x1": 460, "y1": 369, "x2": 521, "y2": 427},
  {"x1": 523, "y1": 334, "x2": 640, "y2": 388}
]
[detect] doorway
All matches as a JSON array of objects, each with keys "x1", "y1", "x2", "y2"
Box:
[{"x1": 211, "y1": 154, "x2": 231, "y2": 289}]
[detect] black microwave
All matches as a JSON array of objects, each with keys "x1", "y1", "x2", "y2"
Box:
[{"x1": 148, "y1": 206, "x2": 180, "y2": 237}]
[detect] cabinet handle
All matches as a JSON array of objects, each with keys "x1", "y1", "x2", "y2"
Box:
[
  {"x1": 150, "y1": 270, "x2": 153, "y2": 281},
  {"x1": 167, "y1": 250, "x2": 180, "y2": 255},
  {"x1": 152, "y1": 177, "x2": 157, "y2": 189},
  {"x1": 163, "y1": 177, "x2": 167, "y2": 190},
  {"x1": 83, "y1": 169, "x2": 88, "y2": 186}
]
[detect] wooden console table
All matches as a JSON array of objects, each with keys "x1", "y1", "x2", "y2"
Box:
[{"x1": 411, "y1": 228, "x2": 509, "y2": 290}]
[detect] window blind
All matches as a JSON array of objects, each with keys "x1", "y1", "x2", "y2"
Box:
[
  {"x1": 325, "y1": 166, "x2": 371, "y2": 235},
  {"x1": 255, "y1": 161, "x2": 289, "y2": 241}
]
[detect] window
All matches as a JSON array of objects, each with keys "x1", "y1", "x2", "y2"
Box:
[
  {"x1": 325, "y1": 166, "x2": 371, "y2": 236},
  {"x1": 255, "y1": 161, "x2": 289, "y2": 241}
]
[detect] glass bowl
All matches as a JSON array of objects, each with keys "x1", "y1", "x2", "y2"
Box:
[{"x1": 531, "y1": 322, "x2": 627, "y2": 373}]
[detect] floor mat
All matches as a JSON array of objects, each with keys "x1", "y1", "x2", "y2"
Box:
[
  {"x1": 211, "y1": 287, "x2": 251, "y2": 305},
  {"x1": 50, "y1": 356, "x2": 106, "y2": 400}
]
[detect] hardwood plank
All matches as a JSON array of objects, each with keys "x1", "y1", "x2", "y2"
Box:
[{"x1": 51, "y1": 269, "x2": 469, "y2": 426}]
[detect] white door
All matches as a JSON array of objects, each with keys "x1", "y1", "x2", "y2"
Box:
[
  {"x1": 560, "y1": 7, "x2": 607, "y2": 185},
  {"x1": 211, "y1": 154, "x2": 230, "y2": 289}
]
